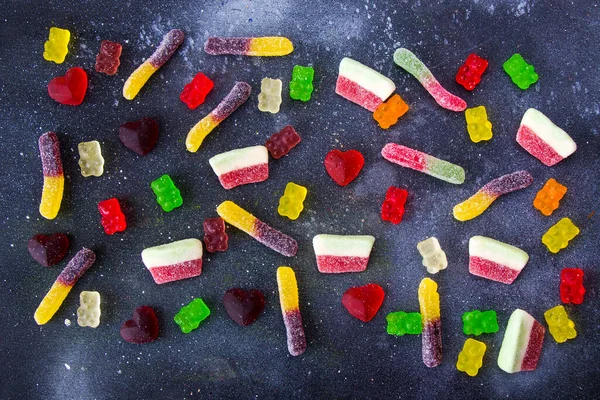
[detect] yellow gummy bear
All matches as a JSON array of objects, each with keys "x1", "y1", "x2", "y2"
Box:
[
  {"x1": 277, "y1": 266, "x2": 299, "y2": 312},
  {"x1": 248, "y1": 37, "x2": 294, "y2": 56},
  {"x1": 542, "y1": 217, "x2": 580, "y2": 253},
  {"x1": 43, "y1": 27, "x2": 70, "y2": 64},
  {"x1": 78, "y1": 141, "x2": 104, "y2": 177},
  {"x1": 465, "y1": 105, "x2": 493, "y2": 143},
  {"x1": 544, "y1": 305, "x2": 576, "y2": 343},
  {"x1": 278, "y1": 182, "x2": 307, "y2": 220},
  {"x1": 456, "y1": 338, "x2": 486, "y2": 376}
]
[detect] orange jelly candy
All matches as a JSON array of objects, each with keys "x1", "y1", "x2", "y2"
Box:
[
  {"x1": 533, "y1": 178, "x2": 567, "y2": 216},
  {"x1": 373, "y1": 94, "x2": 409, "y2": 129}
]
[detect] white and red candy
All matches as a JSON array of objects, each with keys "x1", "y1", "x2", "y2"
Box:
[
  {"x1": 469, "y1": 236, "x2": 529, "y2": 284},
  {"x1": 335, "y1": 57, "x2": 395, "y2": 112},
  {"x1": 498, "y1": 309, "x2": 545, "y2": 373},
  {"x1": 312, "y1": 234, "x2": 375, "y2": 273},
  {"x1": 141, "y1": 238, "x2": 203, "y2": 284},
  {"x1": 209, "y1": 145, "x2": 269, "y2": 189}
]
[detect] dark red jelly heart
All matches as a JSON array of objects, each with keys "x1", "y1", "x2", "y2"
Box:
[
  {"x1": 342, "y1": 283, "x2": 385, "y2": 322},
  {"x1": 120, "y1": 306, "x2": 159, "y2": 344},
  {"x1": 28, "y1": 233, "x2": 69, "y2": 267},
  {"x1": 223, "y1": 288, "x2": 265, "y2": 326},
  {"x1": 118, "y1": 118, "x2": 159, "y2": 156},
  {"x1": 47, "y1": 67, "x2": 88, "y2": 106},
  {"x1": 324, "y1": 149, "x2": 365, "y2": 186}
]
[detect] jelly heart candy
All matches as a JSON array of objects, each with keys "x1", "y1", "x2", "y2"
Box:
[
  {"x1": 28, "y1": 233, "x2": 69, "y2": 267},
  {"x1": 342, "y1": 283, "x2": 385, "y2": 322},
  {"x1": 324, "y1": 149, "x2": 364, "y2": 186},
  {"x1": 47, "y1": 67, "x2": 88, "y2": 106},
  {"x1": 120, "y1": 306, "x2": 159, "y2": 344},
  {"x1": 223, "y1": 288, "x2": 265, "y2": 326},
  {"x1": 119, "y1": 118, "x2": 159, "y2": 156}
]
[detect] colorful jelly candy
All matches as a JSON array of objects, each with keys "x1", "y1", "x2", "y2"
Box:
[
  {"x1": 98, "y1": 198, "x2": 126, "y2": 235},
  {"x1": 257, "y1": 78, "x2": 282, "y2": 113},
  {"x1": 517, "y1": 108, "x2": 577, "y2": 166},
  {"x1": 217, "y1": 201, "x2": 298, "y2": 257},
  {"x1": 277, "y1": 267, "x2": 307, "y2": 356},
  {"x1": 533, "y1": 178, "x2": 567, "y2": 216},
  {"x1": 47, "y1": 67, "x2": 88, "y2": 106},
  {"x1": 393, "y1": 48, "x2": 467, "y2": 112},
  {"x1": 419, "y1": 278, "x2": 442, "y2": 368},
  {"x1": 381, "y1": 186, "x2": 408, "y2": 224},
  {"x1": 141, "y1": 238, "x2": 203, "y2": 284},
  {"x1": 204, "y1": 36, "x2": 293, "y2": 56},
  {"x1": 456, "y1": 53, "x2": 488, "y2": 91},
  {"x1": 289, "y1": 65, "x2": 315, "y2": 102},
  {"x1": 457, "y1": 338, "x2": 486, "y2": 377},
  {"x1": 373, "y1": 94, "x2": 409, "y2": 129},
  {"x1": 95, "y1": 40, "x2": 122, "y2": 75},
  {"x1": 265, "y1": 125, "x2": 301, "y2": 159},
  {"x1": 313, "y1": 234, "x2": 375, "y2": 273},
  {"x1": 34, "y1": 248, "x2": 96, "y2": 325},
  {"x1": 43, "y1": 27, "x2": 70, "y2": 64},
  {"x1": 497, "y1": 309, "x2": 545, "y2": 373},
  {"x1": 453, "y1": 170, "x2": 533, "y2": 221},
  {"x1": 503, "y1": 54, "x2": 538, "y2": 90},
  {"x1": 462, "y1": 310, "x2": 499, "y2": 335},
  {"x1": 278, "y1": 182, "x2": 307, "y2": 220},
  {"x1": 174, "y1": 298, "x2": 210, "y2": 333},
  {"x1": 77, "y1": 291, "x2": 101, "y2": 328},
  {"x1": 386, "y1": 311, "x2": 422, "y2": 336},
  {"x1": 469, "y1": 236, "x2": 529, "y2": 284},
  {"x1": 324, "y1": 149, "x2": 364, "y2": 186},
  {"x1": 180, "y1": 72, "x2": 214, "y2": 109},
  {"x1": 28, "y1": 233, "x2": 69, "y2": 267},
  {"x1": 342, "y1": 283, "x2": 384, "y2": 322},
  {"x1": 203, "y1": 217, "x2": 228, "y2": 253},
  {"x1": 223, "y1": 288, "x2": 265, "y2": 326},
  {"x1": 542, "y1": 218, "x2": 579, "y2": 253},
  {"x1": 123, "y1": 29, "x2": 184, "y2": 100},
  {"x1": 38, "y1": 132, "x2": 64, "y2": 220},
  {"x1": 544, "y1": 305, "x2": 576, "y2": 343},
  {"x1": 209, "y1": 145, "x2": 269, "y2": 190},
  {"x1": 465, "y1": 106, "x2": 493, "y2": 143},
  {"x1": 186, "y1": 82, "x2": 252, "y2": 152},
  {"x1": 78, "y1": 140, "x2": 104, "y2": 177},
  {"x1": 120, "y1": 305, "x2": 159, "y2": 344},
  {"x1": 560, "y1": 268, "x2": 585, "y2": 304},
  {"x1": 119, "y1": 117, "x2": 159, "y2": 156},
  {"x1": 150, "y1": 174, "x2": 183, "y2": 212},
  {"x1": 417, "y1": 237, "x2": 448, "y2": 274},
  {"x1": 335, "y1": 57, "x2": 395, "y2": 111},
  {"x1": 382, "y1": 143, "x2": 465, "y2": 185}
]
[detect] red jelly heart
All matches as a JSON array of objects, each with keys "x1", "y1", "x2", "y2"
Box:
[
  {"x1": 324, "y1": 149, "x2": 365, "y2": 186},
  {"x1": 28, "y1": 233, "x2": 69, "y2": 267},
  {"x1": 47, "y1": 67, "x2": 88, "y2": 106},
  {"x1": 120, "y1": 306, "x2": 159, "y2": 344},
  {"x1": 223, "y1": 288, "x2": 265, "y2": 326},
  {"x1": 342, "y1": 283, "x2": 385, "y2": 322},
  {"x1": 118, "y1": 118, "x2": 159, "y2": 156}
]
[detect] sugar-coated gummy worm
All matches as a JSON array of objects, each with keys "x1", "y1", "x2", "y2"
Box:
[
  {"x1": 186, "y1": 82, "x2": 252, "y2": 152},
  {"x1": 123, "y1": 29, "x2": 184, "y2": 100},
  {"x1": 38, "y1": 132, "x2": 64, "y2": 220},
  {"x1": 453, "y1": 170, "x2": 533, "y2": 221},
  {"x1": 381, "y1": 143, "x2": 465, "y2": 184},
  {"x1": 34, "y1": 248, "x2": 96, "y2": 325},
  {"x1": 277, "y1": 267, "x2": 307, "y2": 356},
  {"x1": 419, "y1": 278, "x2": 442, "y2": 367},
  {"x1": 216, "y1": 201, "x2": 298, "y2": 257},
  {"x1": 497, "y1": 309, "x2": 545, "y2": 373},
  {"x1": 204, "y1": 37, "x2": 293, "y2": 56},
  {"x1": 393, "y1": 48, "x2": 467, "y2": 112}
]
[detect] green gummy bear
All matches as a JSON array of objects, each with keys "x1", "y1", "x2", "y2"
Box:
[
  {"x1": 462, "y1": 310, "x2": 499, "y2": 336},
  {"x1": 503, "y1": 54, "x2": 538, "y2": 90},
  {"x1": 174, "y1": 298, "x2": 210, "y2": 333},
  {"x1": 289, "y1": 65, "x2": 314, "y2": 102},
  {"x1": 151, "y1": 174, "x2": 183, "y2": 212},
  {"x1": 386, "y1": 311, "x2": 422, "y2": 336}
]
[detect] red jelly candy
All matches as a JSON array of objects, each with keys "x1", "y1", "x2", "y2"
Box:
[
  {"x1": 381, "y1": 186, "x2": 408, "y2": 224},
  {"x1": 47, "y1": 67, "x2": 88, "y2": 106},
  {"x1": 223, "y1": 288, "x2": 265, "y2": 326},
  {"x1": 180, "y1": 72, "x2": 214, "y2": 109},
  {"x1": 120, "y1": 306, "x2": 159, "y2": 344},
  {"x1": 27, "y1": 233, "x2": 69, "y2": 267},
  {"x1": 324, "y1": 149, "x2": 364, "y2": 186},
  {"x1": 342, "y1": 283, "x2": 385, "y2": 322},
  {"x1": 203, "y1": 217, "x2": 228, "y2": 253},
  {"x1": 95, "y1": 40, "x2": 122, "y2": 75},
  {"x1": 456, "y1": 53, "x2": 488, "y2": 91},
  {"x1": 265, "y1": 125, "x2": 301, "y2": 159},
  {"x1": 118, "y1": 117, "x2": 159, "y2": 156},
  {"x1": 560, "y1": 268, "x2": 585, "y2": 304},
  {"x1": 98, "y1": 198, "x2": 127, "y2": 235}
]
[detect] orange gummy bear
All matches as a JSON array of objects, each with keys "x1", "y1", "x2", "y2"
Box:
[
  {"x1": 533, "y1": 178, "x2": 567, "y2": 216},
  {"x1": 373, "y1": 94, "x2": 409, "y2": 129}
]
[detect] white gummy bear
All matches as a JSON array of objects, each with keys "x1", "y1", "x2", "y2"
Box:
[{"x1": 417, "y1": 237, "x2": 448, "y2": 274}]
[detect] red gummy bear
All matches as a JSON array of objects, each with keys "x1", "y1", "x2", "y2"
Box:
[
  {"x1": 342, "y1": 283, "x2": 385, "y2": 322},
  {"x1": 560, "y1": 268, "x2": 585, "y2": 304},
  {"x1": 203, "y1": 217, "x2": 228, "y2": 253},
  {"x1": 265, "y1": 126, "x2": 301, "y2": 159},
  {"x1": 324, "y1": 149, "x2": 364, "y2": 186},
  {"x1": 120, "y1": 306, "x2": 159, "y2": 344},
  {"x1": 98, "y1": 198, "x2": 127, "y2": 235},
  {"x1": 47, "y1": 67, "x2": 88, "y2": 106},
  {"x1": 180, "y1": 72, "x2": 214, "y2": 109},
  {"x1": 95, "y1": 40, "x2": 122, "y2": 75},
  {"x1": 456, "y1": 53, "x2": 488, "y2": 91},
  {"x1": 381, "y1": 186, "x2": 408, "y2": 224}
]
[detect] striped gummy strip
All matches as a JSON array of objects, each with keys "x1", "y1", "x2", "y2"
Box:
[
  {"x1": 141, "y1": 238, "x2": 203, "y2": 284},
  {"x1": 419, "y1": 278, "x2": 442, "y2": 368},
  {"x1": 204, "y1": 37, "x2": 293, "y2": 56},
  {"x1": 498, "y1": 309, "x2": 545, "y2": 373},
  {"x1": 208, "y1": 145, "x2": 269, "y2": 189},
  {"x1": 38, "y1": 132, "x2": 64, "y2": 220},
  {"x1": 277, "y1": 266, "x2": 306, "y2": 356}
]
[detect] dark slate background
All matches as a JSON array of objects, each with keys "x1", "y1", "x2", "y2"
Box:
[{"x1": 1, "y1": 0, "x2": 599, "y2": 399}]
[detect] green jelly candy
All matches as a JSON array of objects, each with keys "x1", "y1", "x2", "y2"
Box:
[
  {"x1": 386, "y1": 311, "x2": 422, "y2": 336},
  {"x1": 174, "y1": 298, "x2": 210, "y2": 333},
  {"x1": 151, "y1": 174, "x2": 183, "y2": 212},
  {"x1": 503, "y1": 54, "x2": 538, "y2": 90},
  {"x1": 289, "y1": 65, "x2": 314, "y2": 102},
  {"x1": 462, "y1": 310, "x2": 499, "y2": 336}
]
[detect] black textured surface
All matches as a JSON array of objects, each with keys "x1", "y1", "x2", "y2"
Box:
[{"x1": 1, "y1": 1, "x2": 599, "y2": 399}]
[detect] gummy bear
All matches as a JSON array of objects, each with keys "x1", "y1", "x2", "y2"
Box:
[
  {"x1": 77, "y1": 291, "x2": 101, "y2": 328},
  {"x1": 180, "y1": 72, "x2": 214, "y2": 109},
  {"x1": 456, "y1": 338, "x2": 486, "y2": 377},
  {"x1": 462, "y1": 310, "x2": 499, "y2": 336},
  {"x1": 386, "y1": 311, "x2": 422, "y2": 336},
  {"x1": 265, "y1": 125, "x2": 301, "y2": 159},
  {"x1": 373, "y1": 94, "x2": 409, "y2": 129},
  {"x1": 381, "y1": 186, "x2": 408, "y2": 224},
  {"x1": 28, "y1": 233, "x2": 69, "y2": 267},
  {"x1": 542, "y1": 217, "x2": 579, "y2": 253},
  {"x1": 150, "y1": 174, "x2": 183, "y2": 212},
  {"x1": 560, "y1": 268, "x2": 585, "y2": 304},
  {"x1": 174, "y1": 298, "x2": 210, "y2": 333},
  {"x1": 544, "y1": 305, "x2": 576, "y2": 343},
  {"x1": 289, "y1": 65, "x2": 314, "y2": 102},
  {"x1": 120, "y1": 305, "x2": 159, "y2": 344},
  {"x1": 417, "y1": 237, "x2": 447, "y2": 274},
  {"x1": 456, "y1": 53, "x2": 488, "y2": 91},
  {"x1": 258, "y1": 78, "x2": 283, "y2": 113},
  {"x1": 203, "y1": 217, "x2": 228, "y2": 253},
  {"x1": 533, "y1": 178, "x2": 567, "y2": 216},
  {"x1": 95, "y1": 40, "x2": 122, "y2": 75},
  {"x1": 503, "y1": 54, "x2": 538, "y2": 90},
  {"x1": 278, "y1": 182, "x2": 307, "y2": 220},
  {"x1": 98, "y1": 198, "x2": 126, "y2": 235},
  {"x1": 43, "y1": 27, "x2": 70, "y2": 64},
  {"x1": 78, "y1": 141, "x2": 104, "y2": 177},
  {"x1": 465, "y1": 106, "x2": 493, "y2": 143}
]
